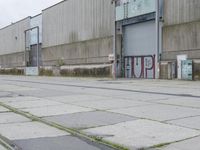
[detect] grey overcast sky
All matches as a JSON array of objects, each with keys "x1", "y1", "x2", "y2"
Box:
[{"x1": 0, "y1": 0, "x2": 63, "y2": 28}]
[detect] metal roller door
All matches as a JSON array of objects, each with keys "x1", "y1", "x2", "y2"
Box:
[{"x1": 123, "y1": 20, "x2": 156, "y2": 79}]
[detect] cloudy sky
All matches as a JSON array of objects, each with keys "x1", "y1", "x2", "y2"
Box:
[{"x1": 0, "y1": 0, "x2": 63, "y2": 28}]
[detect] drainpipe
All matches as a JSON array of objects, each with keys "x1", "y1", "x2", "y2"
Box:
[
  {"x1": 24, "y1": 31, "x2": 27, "y2": 67},
  {"x1": 37, "y1": 27, "x2": 40, "y2": 67},
  {"x1": 112, "y1": 0, "x2": 116, "y2": 79},
  {"x1": 155, "y1": 0, "x2": 160, "y2": 79}
]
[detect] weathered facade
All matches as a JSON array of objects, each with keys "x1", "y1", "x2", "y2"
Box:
[
  {"x1": 0, "y1": 14, "x2": 42, "y2": 69},
  {"x1": 161, "y1": 0, "x2": 200, "y2": 80},
  {"x1": 0, "y1": 17, "x2": 30, "y2": 68},
  {"x1": 0, "y1": 0, "x2": 200, "y2": 79},
  {"x1": 42, "y1": 0, "x2": 115, "y2": 69}
]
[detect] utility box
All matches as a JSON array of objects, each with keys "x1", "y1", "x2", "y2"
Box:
[
  {"x1": 177, "y1": 55, "x2": 187, "y2": 79},
  {"x1": 181, "y1": 60, "x2": 193, "y2": 80},
  {"x1": 160, "y1": 61, "x2": 176, "y2": 79},
  {"x1": 25, "y1": 67, "x2": 39, "y2": 76}
]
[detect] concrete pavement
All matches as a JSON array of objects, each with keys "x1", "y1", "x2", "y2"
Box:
[{"x1": 0, "y1": 75, "x2": 200, "y2": 150}]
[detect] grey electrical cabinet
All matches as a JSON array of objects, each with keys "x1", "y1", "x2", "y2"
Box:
[{"x1": 181, "y1": 60, "x2": 193, "y2": 80}]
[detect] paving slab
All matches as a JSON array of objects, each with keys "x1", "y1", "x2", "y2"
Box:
[
  {"x1": 22, "y1": 104, "x2": 94, "y2": 117},
  {"x1": 109, "y1": 104, "x2": 200, "y2": 121},
  {"x1": 0, "y1": 122, "x2": 69, "y2": 140},
  {"x1": 13, "y1": 135, "x2": 114, "y2": 150},
  {"x1": 167, "y1": 116, "x2": 200, "y2": 130},
  {"x1": 84, "y1": 119, "x2": 200, "y2": 150},
  {"x1": 46, "y1": 94, "x2": 109, "y2": 103},
  {"x1": 70, "y1": 99, "x2": 151, "y2": 110},
  {"x1": 0, "y1": 106, "x2": 9, "y2": 113},
  {"x1": 126, "y1": 93, "x2": 172, "y2": 102},
  {"x1": 0, "y1": 112, "x2": 30, "y2": 124},
  {"x1": 0, "y1": 96, "x2": 48, "y2": 103},
  {"x1": 0, "y1": 91, "x2": 12, "y2": 98},
  {"x1": 44, "y1": 111, "x2": 137, "y2": 129},
  {"x1": 72, "y1": 87, "x2": 174, "y2": 101},
  {"x1": 15, "y1": 89, "x2": 73, "y2": 98},
  {"x1": 158, "y1": 136, "x2": 200, "y2": 150},
  {"x1": 4, "y1": 99, "x2": 63, "y2": 109},
  {"x1": 154, "y1": 97, "x2": 200, "y2": 108},
  {"x1": 100, "y1": 92, "x2": 172, "y2": 102},
  {"x1": 0, "y1": 84, "x2": 36, "y2": 92},
  {"x1": 0, "y1": 145, "x2": 6, "y2": 150}
]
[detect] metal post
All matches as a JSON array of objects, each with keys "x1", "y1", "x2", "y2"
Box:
[
  {"x1": 112, "y1": 0, "x2": 116, "y2": 79},
  {"x1": 24, "y1": 31, "x2": 27, "y2": 67},
  {"x1": 36, "y1": 27, "x2": 39, "y2": 68},
  {"x1": 155, "y1": 0, "x2": 160, "y2": 78}
]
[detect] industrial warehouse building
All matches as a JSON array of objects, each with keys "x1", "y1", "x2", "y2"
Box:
[
  {"x1": 0, "y1": 0, "x2": 199, "y2": 80},
  {"x1": 0, "y1": 0, "x2": 115, "y2": 77}
]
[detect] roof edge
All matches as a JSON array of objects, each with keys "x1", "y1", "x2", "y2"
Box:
[
  {"x1": 0, "y1": 16, "x2": 31, "y2": 31},
  {"x1": 42, "y1": 0, "x2": 67, "y2": 12}
]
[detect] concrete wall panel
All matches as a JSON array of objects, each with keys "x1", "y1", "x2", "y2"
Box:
[
  {"x1": 162, "y1": 49, "x2": 200, "y2": 61},
  {"x1": 41, "y1": 36, "x2": 113, "y2": 66},
  {"x1": 42, "y1": 0, "x2": 115, "y2": 48},
  {"x1": 164, "y1": 0, "x2": 200, "y2": 26},
  {"x1": 163, "y1": 21, "x2": 200, "y2": 54},
  {"x1": 0, "y1": 52, "x2": 24, "y2": 68},
  {"x1": 0, "y1": 17, "x2": 30, "y2": 55}
]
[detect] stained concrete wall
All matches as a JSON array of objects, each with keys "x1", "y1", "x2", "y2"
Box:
[
  {"x1": 0, "y1": 17, "x2": 30, "y2": 55},
  {"x1": 162, "y1": 22, "x2": 200, "y2": 61},
  {"x1": 162, "y1": 0, "x2": 200, "y2": 61},
  {"x1": 164, "y1": 0, "x2": 200, "y2": 26},
  {"x1": 162, "y1": 0, "x2": 200, "y2": 80},
  {"x1": 42, "y1": 0, "x2": 115, "y2": 66},
  {"x1": 0, "y1": 52, "x2": 24, "y2": 68},
  {"x1": 42, "y1": 36, "x2": 113, "y2": 66},
  {"x1": 0, "y1": 17, "x2": 30, "y2": 68}
]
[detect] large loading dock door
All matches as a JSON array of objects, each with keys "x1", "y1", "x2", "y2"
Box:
[{"x1": 123, "y1": 20, "x2": 156, "y2": 79}]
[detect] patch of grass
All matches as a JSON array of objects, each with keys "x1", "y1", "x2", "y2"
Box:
[
  {"x1": 0, "y1": 102, "x2": 129, "y2": 150},
  {"x1": 194, "y1": 71, "x2": 200, "y2": 80},
  {"x1": 39, "y1": 68, "x2": 53, "y2": 76},
  {"x1": 60, "y1": 66, "x2": 112, "y2": 78},
  {"x1": 152, "y1": 142, "x2": 170, "y2": 148},
  {"x1": 0, "y1": 68, "x2": 24, "y2": 75},
  {"x1": 0, "y1": 135, "x2": 16, "y2": 150}
]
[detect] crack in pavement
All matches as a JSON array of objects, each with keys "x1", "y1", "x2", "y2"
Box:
[
  {"x1": 3, "y1": 79, "x2": 200, "y2": 99},
  {"x1": 0, "y1": 102, "x2": 128, "y2": 150}
]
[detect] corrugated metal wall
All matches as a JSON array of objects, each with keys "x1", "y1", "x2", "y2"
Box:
[
  {"x1": 0, "y1": 17, "x2": 30, "y2": 55},
  {"x1": 164, "y1": 0, "x2": 200, "y2": 26},
  {"x1": 42, "y1": 0, "x2": 115, "y2": 48},
  {"x1": 162, "y1": 0, "x2": 200, "y2": 60}
]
